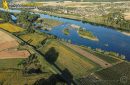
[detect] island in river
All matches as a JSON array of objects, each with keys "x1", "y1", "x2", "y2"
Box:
[
  {"x1": 78, "y1": 28, "x2": 98, "y2": 41},
  {"x1": 63, "y1": 28, "x2": 70, "y2": 35}
]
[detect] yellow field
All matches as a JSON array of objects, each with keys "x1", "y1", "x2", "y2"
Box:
[
  {"x1": 40, "y1": 40, "x2": 100, "y2": 78},
  {"x1": 20, "y1": 33, "x2": 47, "y2": 46},
  {"x1": 0, "y1": 23, "x2": 24, "y2": 32}
]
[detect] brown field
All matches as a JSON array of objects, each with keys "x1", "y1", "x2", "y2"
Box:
[
  {"x1": 0, "y1": 30, "x2": 19, "y2": 51},
  {"x1": 0, "y1": 30, "x2": 30, "y2": 59},
  {"x1": 0, "y1": 50, "x2": 30, "y2": 59},
  {"x1": 124, "y1": 13, "x2": 130, "y2": 20}
]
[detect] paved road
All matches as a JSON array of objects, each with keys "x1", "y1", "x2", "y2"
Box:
[{"x1": 61, "y1": 42, "x2": 112, "y2": 68}]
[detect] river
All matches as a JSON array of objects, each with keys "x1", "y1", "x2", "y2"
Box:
[{"x1": 1, "y1": 8, "x2": 130, "y2": 61}]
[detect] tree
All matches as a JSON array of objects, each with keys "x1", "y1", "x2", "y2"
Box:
[
  {"x1": 17, "y1": 11, "x2": 40, "y2": 32},
  {"x1": 0, "y1": 11, "x2": 11, "y2": 22}
]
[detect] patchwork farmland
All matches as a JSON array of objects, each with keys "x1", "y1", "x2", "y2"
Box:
[{"x1": 0, "y1": 30, "x2": 30, "y2": 59}]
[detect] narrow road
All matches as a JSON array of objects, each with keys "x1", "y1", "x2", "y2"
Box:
[{"x1": 61, "y1": 42, "x2": 112, "y2": 68}]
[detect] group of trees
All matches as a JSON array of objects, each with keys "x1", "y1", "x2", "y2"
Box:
[
  {"x1": 0, "y1": 11, "x2": 11, "y2": 22},
  {"x1": 103, "y1": 12, "x2": 130, "y2": 32},
  {"x1": 18, "y1": 54, "x2": 42, "y2": 74},
  {"x1": 17, "y1": 11, "x2": 40, "y2": 32}
]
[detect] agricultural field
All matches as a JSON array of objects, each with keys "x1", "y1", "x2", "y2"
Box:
[
  {"x1": 94, "y1": 62, "x2": 130, "y2": 85},
  {"x1": 0, "y1": 30, "x2": 30, "y2": 59},
  {"x1": 124, "y1": 12, "x2": 130, "y2": 20},
  {"x1": 19, "y1": 32, "x2": 47, "y2": 46},
  {"x1": 0, "y1": 30, "x2": 55, "y2": 85},
  {"x1": 0, "y1": 23, "x2": 24, "y2": 32},
  {"x1": 39, "y1": 39, "x2": 101, "y2": 78},
  {"x1": 0, "y1": 69, "x2": 53, "y2": 85},
  {"x1": 0, "y1": 59, "x2": 23, "y2": 69},
  {"x1": 81, "y1": 46, "x2": 121, "y2": 64}
]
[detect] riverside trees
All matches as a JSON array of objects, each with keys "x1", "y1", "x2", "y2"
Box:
[
  {"x1": 103, "y1": 12, "x2": 130, "y2": 32},
  {"x1": 17, "y1": 11, "x2": 40, "y2": 32},
  {"x1": 0, "y1": 11, "x2": 11, "y2": 22}
]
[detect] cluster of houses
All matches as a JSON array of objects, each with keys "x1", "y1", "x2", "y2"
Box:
[{"x1": 40, "y1": 2, "x2": 130, "y2": 18}]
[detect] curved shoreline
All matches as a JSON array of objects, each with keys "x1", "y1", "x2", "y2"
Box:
[{"x1": 41, "y1": 12, "x2": 130, "y2": 33}]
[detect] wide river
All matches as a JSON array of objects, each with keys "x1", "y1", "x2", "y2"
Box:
[{"x1": 1, "y1": 8, "x2": 130, "y2": 61}]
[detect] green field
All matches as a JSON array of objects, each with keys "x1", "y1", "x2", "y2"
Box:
[
  {"x1": 0, "y1": 50, "x2": 55, "y2": 85},
  {"x1": 37, "y1": 18, "x2": 63, "y2": 30},
  {"x1": 0, "y1": 18, "x2": 3, "y2": 21},
  {"x1": 0, "y1": 69, "x2": 53, "y2": 85},
  {"x1": 0, "y1": 59, "x2": 23, "y2": 69},
  {"x1": 94, "y1": 62, "x2": 130, "y2": 85},
  {"x1": 0, "y1": 56, "x2": 54, "y2": 85},
  {"x1": 39, "y1": 39, "x2": 101, "y2": 78},
  {"x1": 81, "y1": 46, "x2": 121, "y2": 64},
  {"x1": 20, "y1": 32, "x2": 47, "y2": 46}
]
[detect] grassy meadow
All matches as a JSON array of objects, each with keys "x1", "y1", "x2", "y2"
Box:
[
  {"x1": 0, "y1": 59, "x2": 23, "y2": 69},
  {"x1": 81, "y1": 46, "x2": 121, "y2": 64},
  {"x1": 39, "y1": 39, "x2": 101, "y2": 78},
  {"x1": 94, "y1": 62, "x2": 130, "y2": 85},
  {"x1": 20, "y1": 32, "x2": 47, "y2": 46},
  {"x1": 0, "y1": 69, "x2": 53, "y2": 85},
  {"x1": 0, "y1": 18, "x2": 3, "y2": 21}
]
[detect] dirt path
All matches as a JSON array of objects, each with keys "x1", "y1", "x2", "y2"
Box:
[{"x1": 61, "y1": 42, "x2": 112, "y2": 68}]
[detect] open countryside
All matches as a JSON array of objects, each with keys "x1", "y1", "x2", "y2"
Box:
[{"x1": 0, "y1": 0, "x2": 130, "y2": 85}]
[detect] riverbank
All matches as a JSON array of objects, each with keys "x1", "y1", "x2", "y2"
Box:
[
  {"x1": 37, "y1": 18, "x2": 63, "y2": 30},
  {"x1": 41, "y1": 11, "x2": 130, "y2": 33},
  {"x1": 119, "y1": 31, "x2": 130, "y2": 36}
]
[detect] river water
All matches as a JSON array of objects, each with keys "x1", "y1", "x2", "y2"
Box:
[{"x1": 1, "y1": 8, "x2": 130, "y2": 61}]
